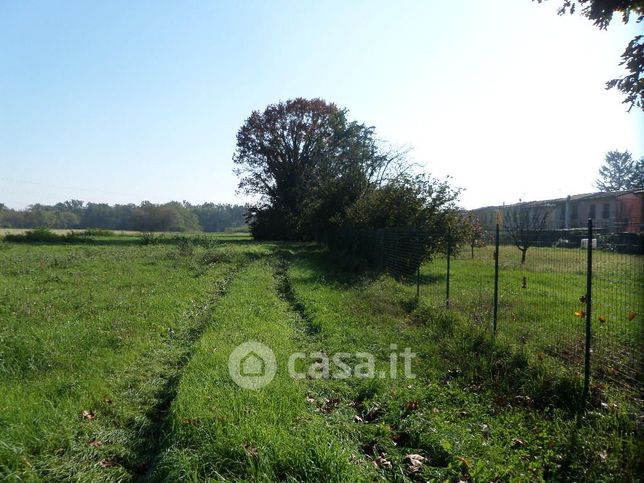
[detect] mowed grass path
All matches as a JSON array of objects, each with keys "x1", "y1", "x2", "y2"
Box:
[
  {"x1": 152, "y1": 259, "x2": 362, "y2": 481},
  {"x1": 0, "y1": 239, "x2": 641, "y2": 481},
  {"x1": 0, "y1": 241, "x2": 253, "y2": 480},
  {"x1": 150, "y1": 246, "x2": 640, "y2": 481}
]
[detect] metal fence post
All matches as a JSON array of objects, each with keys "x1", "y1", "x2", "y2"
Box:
[
  {"x1": 583, "y1": 218, "x2": 593, "y2": 401},
  {"x1": 415, "y1": 230, "x2": 420, "y2": 302},
  {"x1": 446, "y1": 227, "x2": 451, "y2": 307},
  {"x1": 493, "y1": 222, "x2": 500, "y2": 334}
]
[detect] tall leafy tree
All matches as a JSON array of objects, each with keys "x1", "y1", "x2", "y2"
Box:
[
  {"x1": 595, "y1": 150, "x2": 644, "y2": 191},
  {"x1": 233, "y1": 98, "x2": 409, "y2": 240}
]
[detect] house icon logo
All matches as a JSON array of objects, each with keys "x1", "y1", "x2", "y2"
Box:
[
  {"x1": 228, "y1": 341, "x2": 277, "y2": 390},
  {"x1": 240, "y1": 351, "x2": 265, "y2": 377}
]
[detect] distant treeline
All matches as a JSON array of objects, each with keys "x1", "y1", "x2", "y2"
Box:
[{"x1": 0, "y1": 201, "x2": 248, "y2": 232}]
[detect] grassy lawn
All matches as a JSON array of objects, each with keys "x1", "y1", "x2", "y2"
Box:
[
  {"x1": 419, "y1": 245, "x2": 643, "y2": 386},
  {"x1": 0, "y1": 239, "x2": 256, "y2": 480},
  {"x1": 152, "y1": 259, "x2": 363, "y2": 481},
  {"x1": 0, "y1": 235, "x2": 641, "y2": 481},
  {"x1": 284, "y1": 246, "x2": 641, "y2": 481}
]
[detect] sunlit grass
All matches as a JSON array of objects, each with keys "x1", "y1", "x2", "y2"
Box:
[
  {"x1": 0, "y1": 241, "x2": 250, "y2": 479},
  {"x1": 419, "y1": 245, "x2": 643, "y2": 383},
  {"x1": 0, "y1": 238, "x2": 640, "y2": 481}
]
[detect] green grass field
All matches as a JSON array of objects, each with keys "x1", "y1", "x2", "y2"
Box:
[
  {"x1": 418, "y1": 245, "x2": 643, "y2": 386},
  {"x1": 0, "y1": 233, "x2": 641, "y2": 481}
]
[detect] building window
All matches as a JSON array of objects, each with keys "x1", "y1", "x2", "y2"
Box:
[
  {"x1": 602, "y1": 203, "x2": 610, "y2": 219},
  {"x1": 589, "y1": 204, "x2": 596, "y2": 218}
]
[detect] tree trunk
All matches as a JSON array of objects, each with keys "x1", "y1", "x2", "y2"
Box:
[{"x1": 520, "y1": 248, "x2": 527, "y2": 264}]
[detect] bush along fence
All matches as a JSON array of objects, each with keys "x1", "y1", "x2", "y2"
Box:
[{"x1": 319, "y1": 219, "x2": 643, "y2": 400}]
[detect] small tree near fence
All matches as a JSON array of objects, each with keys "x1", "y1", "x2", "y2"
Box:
[
  {"x1": 464, "y1": 214, "x2": 486, "y2": 258},
  {"x1": 503, "y1": 203, "x2": 551, "y2": 264}
]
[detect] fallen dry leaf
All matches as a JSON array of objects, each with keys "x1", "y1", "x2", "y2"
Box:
[
  {"x1": 81, "y1": 410, "x2": 96, "y2": 421},
  {"x1": 243, "y1": 443, "x2": 258, "y2": 457},
  {"x1": 362, "y1": 403, "x2": 382, "y2": 422},
  {"x1": 98, "y1": 458, "x2": 118, "y2": 468},
  {"x1": 627, "y1": 311, "x2": 636, "y2": 321},
  {"x1": 88, "y1": 439, "x2": 103, "y2": 448},
  {"x1": 457, "y1": 456, "x2": 470, "y2": 469},
  {"x1": 320, "y1": 397, "x2": 341, "y2": 414},
  {"x1": 392, "y1": 432, "x2": 411, "y2": 446},
  {"x1": 511, "y1": 438, "x2": 525, "y2": 447},
  {"x1": 373, "y1": 453, "x2": 392, "y2": 470},
  {"x1": 404, "y1": 453, "x2": 426, "y2": 473},
  {"x1": 403, "y1": 400, "x2": 418, "y2": 412}
]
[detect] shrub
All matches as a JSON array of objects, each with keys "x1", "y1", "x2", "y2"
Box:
[
  {"x1": 140, "y1": 232, "x2": 158, "y2": 245},
  {"x1": 3, "y1": 229, "x2": 93, "y2": 244}
]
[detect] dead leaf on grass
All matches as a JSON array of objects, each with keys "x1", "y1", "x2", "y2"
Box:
[
  {"x1": 403, "y1": 400, "x2": 418, "y2": 412},
  {"x1": 320, "y1": 397, "x2": 341, "y2": 413},
  {"x1": 81, "y1": 410, "x2": 96, "y2": 421},
  {"x1": 373, "y1": 453, "x2": 392, "y2": 470},
  {"x1": 98, "y1": 458, "x2": 119, "y2": 468},
  {"x1": 243, "y1": 443, "x2": 258, "y2": 457},
  {"x1": 404, "y1": 453, "x2": 426, "y2": 473}
]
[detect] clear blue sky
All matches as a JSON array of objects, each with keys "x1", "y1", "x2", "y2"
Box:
[{"x1": 1, "y1": 0, "x2": 642, "y2": 209}]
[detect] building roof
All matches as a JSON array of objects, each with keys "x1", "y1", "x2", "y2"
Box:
[{"x1": 470, "y1": 190, "x2": 637, "y2": 212}]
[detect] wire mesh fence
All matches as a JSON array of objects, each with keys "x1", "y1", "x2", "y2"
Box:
[{"x1": 319, "y1": 218, "x2": 643, "y2": 395}]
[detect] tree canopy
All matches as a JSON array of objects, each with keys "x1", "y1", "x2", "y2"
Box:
[
  {"x1": 233, "y1": 98, "x2": 460, "y2": 241},
  {"x1": 0, "y1": 201, "x2": 247, "y2": 232},
  {"x1": 594, "y1": 150, "x2": 644, "y2": 191}
]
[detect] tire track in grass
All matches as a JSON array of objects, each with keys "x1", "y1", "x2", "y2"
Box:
[
  {"x1": 273, "y1": 249, "x2": 321, "y2": 337},
  {"x1": 131, "y1": 264, "x2": 243, "y2": 482},
  {"x1": 43, "y1": 261, "x2": 244, "y2": 482},
  {"x1": 149, "y1": 259, "x2": 369, "y2": 482}
]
